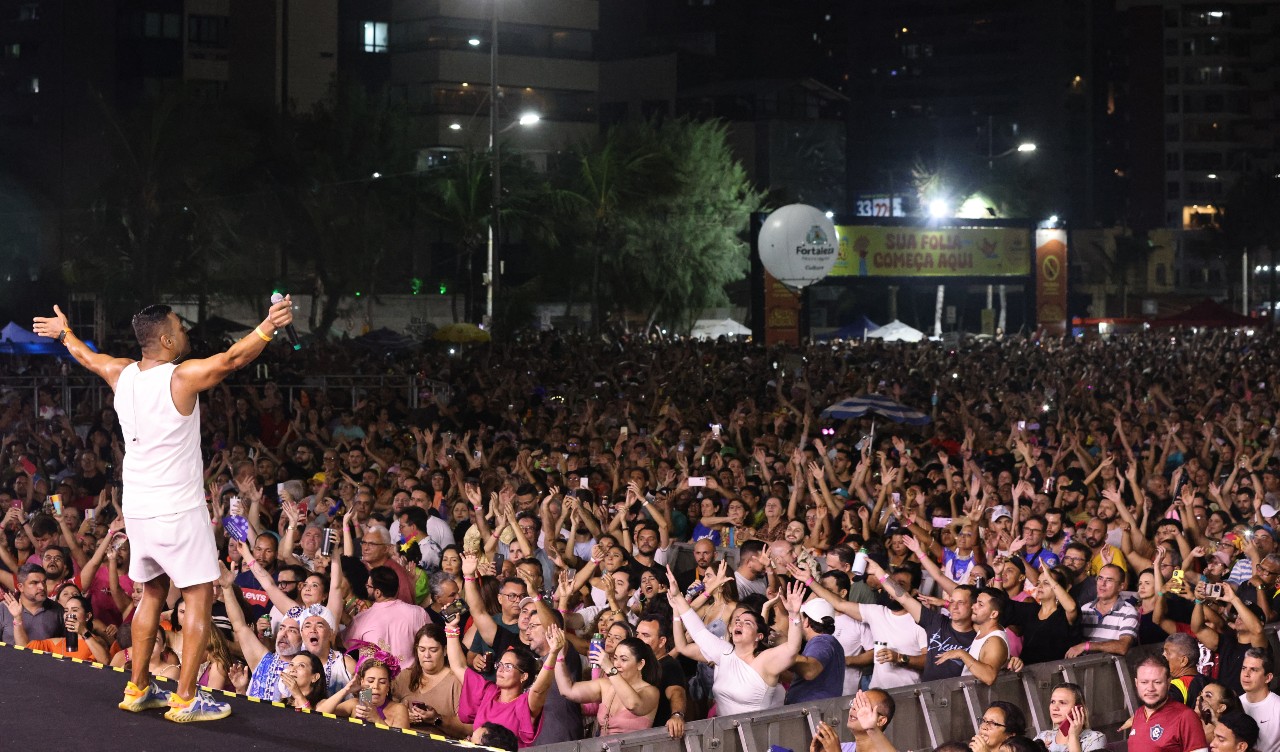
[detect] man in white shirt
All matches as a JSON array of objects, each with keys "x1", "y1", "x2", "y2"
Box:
[
  {"x1": 799, "y1": 562, "x2": 926, "y2": 689},
  {"x1": 1239, "y1": 648, "x2": 1280, "y2": 752},
  {"x1": 820, "y1": 569, "x2": 873, "y2": 695}
]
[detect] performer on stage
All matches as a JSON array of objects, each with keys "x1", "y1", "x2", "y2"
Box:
[{"x1": 33, "y1": 298, "x2": 293, "y2": 723}]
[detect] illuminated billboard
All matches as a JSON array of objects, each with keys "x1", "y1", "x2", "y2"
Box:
[{"x1": 830, "y1": 226, "x2": 1032, "y2": 277}]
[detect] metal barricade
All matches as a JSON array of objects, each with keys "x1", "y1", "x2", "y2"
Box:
[
  {"x1": 707, "y1": 702, "x2": 817, "y2": 752},
  {"x1": 0, "y1": 375, "x2": 419, "y2": 419},
  {"x1": 531, "y1": 654, "x2": 1149, "y2": 752},
  {"x1": 1061, "y1": 653, "x2": 1135, "y2": 742},
  {"x1": 1020, "y1": 659, "x2": 1071, "y2": 733},
  {"x1": 885, "y1": 683, "x2": 946, "y2": 751}
]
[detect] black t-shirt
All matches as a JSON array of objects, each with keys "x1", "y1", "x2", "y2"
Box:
[
  {"x1": 1165, "y1": 594, "x2": 1195, "y2": 625},
  {"x1": 1070, "y1": 576, "x2": 1098, "y2": 607},
  {"x1": 653, "y1": 654, "x2": 688, "y2": 725},
  {"x1": 918, "y1": 606, "x2": 976, "y2": 681},
  {"x1": 1017, "y1": 602, "x2": 1079, "y2": 665},
  {"x1": 1139, "y1": 610, "x2": 1171, "y2": 645},
  {"x1": 1216, "y1": 630, "x2": 1251, "y2": 695}
]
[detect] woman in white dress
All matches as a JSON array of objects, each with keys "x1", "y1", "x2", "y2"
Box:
[{"x1": 666, "y1": 567, "x2": 803, "y2": 717}]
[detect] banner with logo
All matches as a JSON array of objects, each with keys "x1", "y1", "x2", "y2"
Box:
[
  {"x1": 830, "y1": 226, "x2": 1031, "y2": 277},
  {"x1": 763, "y1": 271, "x2": 801, "y2": 346},
  {"x1": 1034, "y1": 229, "x2": 1068, "y2": 334}
]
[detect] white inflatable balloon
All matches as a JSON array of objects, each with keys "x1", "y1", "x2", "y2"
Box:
[{"x1": 758, "y1": 204, "x2": 839, "y2": 288}]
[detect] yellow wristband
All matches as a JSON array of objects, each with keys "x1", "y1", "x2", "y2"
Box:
[{"x1": 254, "y1": 326, "x2": 273, "y2": 342}]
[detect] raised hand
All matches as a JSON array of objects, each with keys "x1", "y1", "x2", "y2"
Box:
[
  {"x1": 780, "y1": 579, "x2": 805, "y2": 616},
  {"x1": 31, "y1": 305, "x2": 71, "y2": 339},
  {"x1": 545, "y1": 624, "x2": 566, "y2": 654},
  {"x1": 2, "y1": 591, "x2": 22, "y2": 618},
  {"x1": 228, "y1": 663, "x2": 250, "y2": 693}
]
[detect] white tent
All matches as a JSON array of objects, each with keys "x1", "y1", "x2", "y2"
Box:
[
  {"x1": 690, "y1": 318, "x2": 751, "y2": 340},
  {"x1": 865, "y1": 319, "x2": 926, "y2": 343}
]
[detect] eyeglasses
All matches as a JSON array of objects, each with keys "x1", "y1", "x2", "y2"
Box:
[
  {"x1": 277, "y1": 579, "x2": 300, "y2": 586},
  {"x1": 495, "y1": 661, "x2": 521, "y2": 672},
  {"x1": 1062, "y1": 556, "x2": 1087, "y2": 564},
  {"x1": 499, "y1": 592, "x2": 523, "y2": 600},
  {"x1": 1259, "y1": 567, "x2": 1280, "y2": 576},
  {"x1": 979, "y1": 718, "x2": 1007, "y2": 729}
]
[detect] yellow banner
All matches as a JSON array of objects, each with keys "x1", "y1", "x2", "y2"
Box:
[{"x1": 831, "y1": 226, "x2": 1031, "y2": 277}]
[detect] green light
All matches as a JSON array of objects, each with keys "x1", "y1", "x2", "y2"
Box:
[
  {"x1": 411, "y1": 277, "x2": 423, "y2": 295},
  {"x1": 439, "y1": 283, "x2": 447, "y2": 295},
  {"x1": 355, "y1": 291, "x2": 362, "y2": 297}
]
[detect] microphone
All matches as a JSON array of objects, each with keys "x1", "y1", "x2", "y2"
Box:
[{"x1": 269, "y1": 292, "x2": 302, "y2": 351}]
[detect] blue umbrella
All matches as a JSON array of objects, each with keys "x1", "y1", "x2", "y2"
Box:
[{"x1": 822, "y1": 394, "x2": 931, "y2": 425}]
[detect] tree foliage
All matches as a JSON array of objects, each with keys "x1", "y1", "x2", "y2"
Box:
[
  {"x1": 610, "y1": 119, "x2": 760, "y2": 330},
  {"x1": 62, "y1": 87, "x2": 762, "y2": 338}
]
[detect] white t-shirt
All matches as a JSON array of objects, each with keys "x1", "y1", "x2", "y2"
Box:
[
  {"x1": 833, "y1": 613, "x2": 874, "y2": 695},
  {"x1": 1241, "y1": 691, "x2": 1280, "y2": 752},
  {"x1": 857, "y1": 604, "x2": 926, "y2": 690},
  {"x1": 115, "y1": 362, "x2": 205, "y2": 519},
  {"x1": 961, "y1": 629, "x2": 1008, "y2": 677},
  {"x1": 735, "y1": 571, "x2": 768, "y2": 598}
]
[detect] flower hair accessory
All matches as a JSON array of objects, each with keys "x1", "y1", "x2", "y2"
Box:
[{"x1": 348, "y1": 638, "x2": 402, "y2": 680}]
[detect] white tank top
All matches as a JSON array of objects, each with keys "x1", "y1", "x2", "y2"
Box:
[{"x1": 115, "y1": 362, "x2": 205, "y2": 519}]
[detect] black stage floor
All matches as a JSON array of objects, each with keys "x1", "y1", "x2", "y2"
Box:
[{"x1": 0, "y1": 641, "x2": 470, "y2": 751}]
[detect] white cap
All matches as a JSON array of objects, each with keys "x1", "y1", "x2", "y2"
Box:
[
  {"x1": 1262, "y1": 504, "x2": 1278, "y2": 519},
  {"x1": 989, "y1": 505, "x2": 1012, "y2": 521},
  {"x1": 800, "y1": 598, "x2": 835, "y2": 624}
]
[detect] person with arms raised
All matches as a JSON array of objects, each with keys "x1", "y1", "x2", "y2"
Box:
[{"x1": 34, "y1": 296, "x2": 293, "y2": 722}]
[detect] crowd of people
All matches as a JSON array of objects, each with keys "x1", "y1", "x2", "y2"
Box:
[{"x1": 2, "y1": 325, "x2": 1280, "y2": 750}]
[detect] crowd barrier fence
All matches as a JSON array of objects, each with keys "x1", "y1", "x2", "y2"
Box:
[
  {"x1": 529, "y1": 628, "x2": 1280, "y2": 752},
  {"x1": 0, "y1": 375, "x2": 419, "y2": 420}
]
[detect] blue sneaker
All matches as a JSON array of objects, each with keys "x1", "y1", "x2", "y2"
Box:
[
  {"x1": 119, "y1": 681, "x2": 173, "y2": 712},
  {"x1": 164, "y1": 690, "x2": 232, "y2": 723}
]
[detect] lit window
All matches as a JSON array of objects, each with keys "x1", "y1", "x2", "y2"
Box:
[
  {"x1": 364, "y1": 21, "x2": 388, "y2": 53},
  {"x1": 28, "y1": 76, "x2": 39, "y2": 93}
]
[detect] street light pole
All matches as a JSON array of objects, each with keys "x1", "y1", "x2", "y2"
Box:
[{"x1": 485, "y1": 1, "x2": 499, "y2": 327}]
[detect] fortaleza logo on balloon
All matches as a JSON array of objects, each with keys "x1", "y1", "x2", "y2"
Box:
[{"x1": 758, "y1": 204, "x2": 839, "y2": 288}]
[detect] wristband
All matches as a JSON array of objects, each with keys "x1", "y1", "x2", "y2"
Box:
[
  {"x1": 541, "y1": 662, "x2": 554, "y2": 671},
  {"x1": 805, "y1": 578, "x2": 815, "y2": 587},
  {"x1": 491, "y1": 531, "x2": 500, "y2": 540},
  {"x1": 464, "y1": 576, "x2": 476, "y2": 582},
  {"x1": 670, "y1": 712, "x2": 684, "y2": 719},
  {"x1": 556, "y1": 655, "x2": 566, "y2": 663},
  {"x1": 254, "y1": 326, "x2": 274, "y2": 342},
  {"x1": 1084, "y1": 641, "x2": 1092, "y2": 652}
]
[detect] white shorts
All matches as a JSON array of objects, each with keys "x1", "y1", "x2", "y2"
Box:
[{"x1": 126, "y1": 505, "x2": 219, "y2": 589}]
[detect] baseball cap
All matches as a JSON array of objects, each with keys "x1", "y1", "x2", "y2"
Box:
[
  {"x1": 989, "y1": 505, "x2": 1012, "y2": 522},
  {"x1": 300, "y1": 604, "x2": 338, "y2": 631},
  {"x1": 310, "y1": 472, "x2": 327, "y2": 483},
  {"x1": 1262, "y1": 504, "x2": 1279, "y2": 519},
  {"x1": 800, "y1": 598, "x2": 835, "y2": 624}
]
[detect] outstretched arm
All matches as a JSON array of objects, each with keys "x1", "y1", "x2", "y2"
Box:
[
  {"x1": 171, "y1": 297, "x2": 294, "y2": 404},
  {"x1": 33, "y1": 305, "x2": 133, "y2": 388}
]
